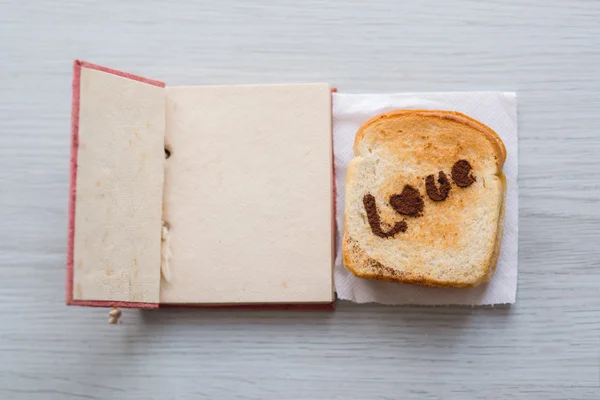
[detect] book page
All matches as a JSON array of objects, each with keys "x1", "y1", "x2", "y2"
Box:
[
  {"x1": 70, "y1": 66, "x2": 165, "y2": 304},
  {"x1": 161, "y1": 84, "x2": 333, "y2": 304}
]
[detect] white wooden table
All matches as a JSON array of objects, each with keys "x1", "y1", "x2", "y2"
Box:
[{"x1": 1, "y1": 1, "x2": 599, "y2": 398}]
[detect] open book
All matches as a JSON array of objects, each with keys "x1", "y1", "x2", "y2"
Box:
[{"x1": 67, "y1": 61, "x2": 334, "y2": 309}]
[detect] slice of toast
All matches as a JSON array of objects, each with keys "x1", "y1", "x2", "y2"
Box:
[{"x1": 342, "y1": 110, "x2": 506, "y2": 288}]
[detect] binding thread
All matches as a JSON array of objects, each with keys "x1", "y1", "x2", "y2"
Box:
[
  {"x1": 161, "y1": 222, "x2": 172, "y2": 282},
  {"x1": 108, "y1": 307, "x2": 121, "y2": 324}
]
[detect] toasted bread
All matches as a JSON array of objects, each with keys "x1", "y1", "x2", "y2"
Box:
[{"x1": 342, "y1": 110, "x2": 506, "y2": 288}]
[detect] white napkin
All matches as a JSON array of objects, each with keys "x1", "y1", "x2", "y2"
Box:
[{"x1": 333, "y1": 92, "x2": 518, "y2": 305}]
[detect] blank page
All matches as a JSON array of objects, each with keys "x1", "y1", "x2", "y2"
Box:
[
  {"x1": 70, "y1": 65, "x2": 165, "y2": 304},
  {"x1": 160, "y1": 84, "x2": 333, "y2": 304}
]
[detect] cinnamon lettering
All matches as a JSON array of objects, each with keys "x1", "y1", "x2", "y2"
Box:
[
  {"x1": 389, "y1": 185, "x2": 424, "y2": 216},
  {"x1": 363, "y1": 194, "x2": 407, "y2": 238},
  {"x1": 426, "y1": 171, "x2": 451, "y2": 201},
  {"x1": 451, "y1": 159, "x2": 475, "y2": 188},
  {"x1": 363, "y1": 159, "x2": 476, "y2": 238}
]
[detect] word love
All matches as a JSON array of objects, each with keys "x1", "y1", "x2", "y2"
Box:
[{"x1": 363, "y1": 159, "x2": 475, "y2": 238}]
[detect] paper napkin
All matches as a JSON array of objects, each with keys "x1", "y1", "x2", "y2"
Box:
[{"x1": 333, "y1": 92, "x2": 518, "y2": 305}]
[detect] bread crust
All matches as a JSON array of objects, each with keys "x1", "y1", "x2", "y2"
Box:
[
  {"x1": 343, "y1": 110, "x2": 506, "y2": 289},
  {"x1": 354, "y1": 110, "x2": 506, "y2": 167}
]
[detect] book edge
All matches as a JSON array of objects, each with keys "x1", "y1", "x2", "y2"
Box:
[{"x1": 66, "y1": 60, "x2": 165, "y2": 309}]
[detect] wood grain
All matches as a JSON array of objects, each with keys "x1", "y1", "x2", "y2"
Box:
[{"x1": 1, "y1": 0, "x2": 599, "y2": 398}]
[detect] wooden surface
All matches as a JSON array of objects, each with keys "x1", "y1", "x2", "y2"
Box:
[{"x1": 1, "y1": 1, "x2": 599, "y2": 398}]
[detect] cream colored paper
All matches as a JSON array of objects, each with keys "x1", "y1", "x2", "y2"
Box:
[
  {"x1": 72, "y1": 67, "x2": 165, "y2": 303},
  {"x1": 160, "y1": 84, "x2": 333, "y2": 304}
]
